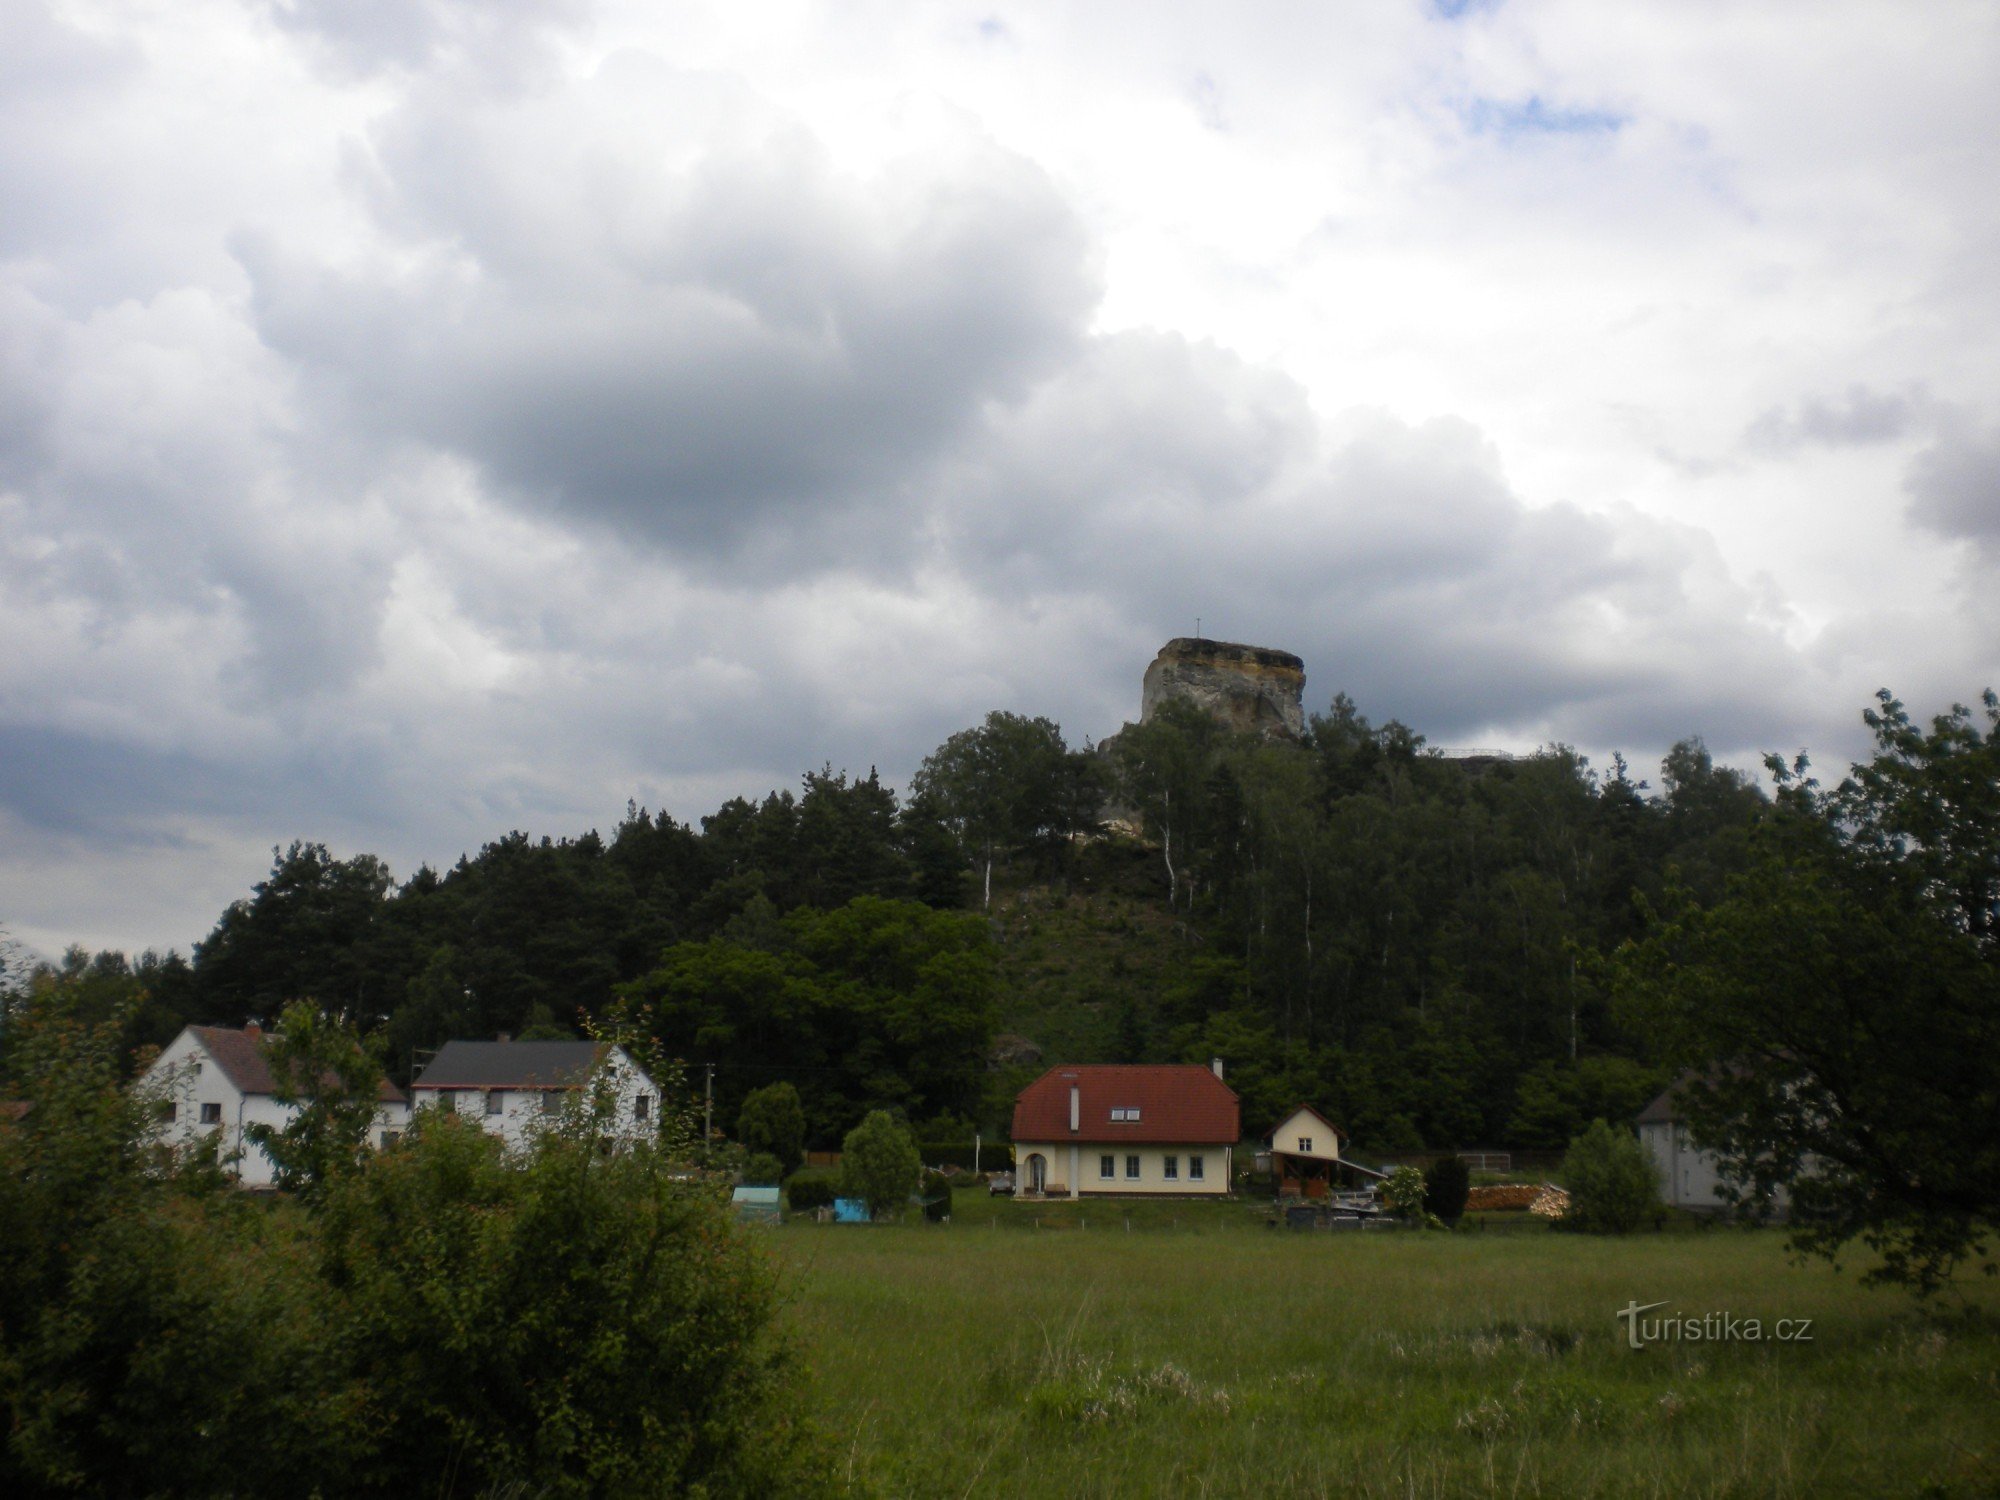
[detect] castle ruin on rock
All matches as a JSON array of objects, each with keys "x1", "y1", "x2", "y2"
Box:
[{"x1": 1138, "y1": 637, "x2": 1306, "y2": 741}]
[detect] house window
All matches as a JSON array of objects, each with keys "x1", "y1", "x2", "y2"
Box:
[
  {"x1": 542, "y1": 1090, "x2": 564, "y2": 1114},
  {"x1": 158, "y1": 1101, "x2": 178, "y2": 1123},
  {"x1": 380, "y1": 1130, "x2": 402, "y2": 1148},
  {"x1": 634, "y1": 1093, "x2": 651, "y2": 1121},
  {"x1": 1189, "y1": 1155, "x2": 1204, "y2": 1181},
  {"x1": 1298, "y1": 1136, "x2": 1313, "y2": 1153},
  {"x1": 485, "y1": 1090, "x2": 505, "y2": 1116},
  {"x1": 1100, "y1": 1154, "x2": 1115, "y2": 1179},
  {"x1": 1164, "y1": 1155, "x2": 1178, "y2": 1180},
  {"x1": 1125, "y1": 1154, "x2": 1141, "y2": 1180},
  {"x1": 199, "y1": 1102, "x2": 222, "y2": 1125},
  {"x1": 1110, "y1": 1107, "x2": 1143, "y2": 1122}
]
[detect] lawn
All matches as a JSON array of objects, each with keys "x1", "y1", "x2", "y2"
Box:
[{"x1": 767, "y1": 1196, "x2": 2000, "y2": 1498}]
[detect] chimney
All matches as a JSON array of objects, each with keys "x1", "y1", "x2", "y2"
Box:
[
  {"x1": 1069, "y1": 1084, "x2": 1080, "y2": 1133},
  {"x1": 1210, "y1": 1056, "x2": 1224, "y2": 1081},
  {"x1": 243, "y1": 1021, "x2": 262, "y2": 1039}
]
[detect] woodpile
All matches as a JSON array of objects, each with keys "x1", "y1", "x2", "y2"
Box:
[{"x1": 1464, "y1": 1184, "x2": 1542, "y2": 1212}]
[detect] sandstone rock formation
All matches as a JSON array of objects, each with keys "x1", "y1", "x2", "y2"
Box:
[{"x1": 1139, "y1": 637, "x2": 1306, "y2": 740}]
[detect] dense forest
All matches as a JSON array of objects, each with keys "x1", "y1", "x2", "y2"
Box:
[{"x1": 4, "y1": 687, "x2": 1812, "y2": 1154}]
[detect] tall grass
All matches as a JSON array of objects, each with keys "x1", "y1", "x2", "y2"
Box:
[{"x1": 769, "y1": 1203, "x2": 2000, "y2": 1497}]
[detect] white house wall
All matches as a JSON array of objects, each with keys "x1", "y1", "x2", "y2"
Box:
[
  {"x1": 414, "y1": 1047, "x2": 658, "y2": 1153},
  {"x1": 141, "y1": 1030, "x2": 409, "y2": 1188},
  {"x1": 1269, "y1": 1109, "x2": 1342, "y2": 1163},
  {"x1": 1641, "y1": 1121, "x2": 1790, "y2": 1215}
]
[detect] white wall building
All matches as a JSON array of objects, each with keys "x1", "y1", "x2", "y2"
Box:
[
  {"x1": 409, "y1": 1039, "x2": 659, "y2": 1150},
  {"x1": 1637, "y1": 1081, "x2": 1792, "y2": 1217},
  {"x1": 141, "y1": 1024, "x2": 410, "y2": 1188}
]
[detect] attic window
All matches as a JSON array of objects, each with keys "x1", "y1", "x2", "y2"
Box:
[
  {"x1": 1110, "y1": 1107, "x2": 1142, "y2": 1122},
  {"x1": 1298, "y1": 1136, "x2": 1313, "y2": 1152}
]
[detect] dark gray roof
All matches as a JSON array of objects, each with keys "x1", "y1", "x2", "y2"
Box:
[
  {"x1": 1635, "y1": 1087, "x2": 1680, "y2": 1125},
  {"x1": 412, "y1": 1040, "x2": 612, "y2": 1090}
]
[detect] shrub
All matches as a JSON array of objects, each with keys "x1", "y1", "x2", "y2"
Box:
[
  {"x1": 1424, "y1": 1155, "x2": 1472, "y2": 1225},
  {"x1": 785, "y1": 1168, "x2": 840, "y2": 1213},
  {"x1": 921, "y1": 1169, "x2": 953, "y2": 1222},
  {"x1": 737, "y1": 1082, "x2": 807, "y2": 1177},
  {"x1": 316, "y1": 1107, "x2": 836, "y2": 1494},
  {"x1": 841, "y1": 1111, "x2": 922, "y2": 1219},
  {"x1": 744, "y1": 1151, "x2": 785, "y2": 1185},
  {"x1": 1381, "y1": 1164, "x2": 1428, "y2": 1219},
  {"x1": 1560, "y1": 1119, "x2": 1660, "y2": 1233},
  {"x1": 0, "y1": 979, "x2": 843, "y2": 1498}
]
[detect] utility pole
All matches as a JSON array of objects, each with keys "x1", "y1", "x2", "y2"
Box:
[{"x1": 704, "y1": 1063, "x2": 715, "y2": 1157}]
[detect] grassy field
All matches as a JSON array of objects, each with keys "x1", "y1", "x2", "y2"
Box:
[{"x1": 767, "y1": 1196, "x2": 2000, "y2": 1498}]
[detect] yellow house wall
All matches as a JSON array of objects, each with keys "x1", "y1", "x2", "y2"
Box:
[
  {"x1": 1015, "y1": 1142, "x2": 1231, "y2": 1195},
  {"x1": 1270, "y1": 1109, "x2": 1342, "y2": 1163}
]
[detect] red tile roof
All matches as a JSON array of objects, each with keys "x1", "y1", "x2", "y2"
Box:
[
  {"x1": 190, "y1": 1026, "x2": 407, "y2": 1104},
  {"x1": 1011, "y1": 1065, "x2": 1239, "y2": 1145}
]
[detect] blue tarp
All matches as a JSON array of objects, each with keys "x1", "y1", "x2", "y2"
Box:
[{"x1": 833, "y1": 1197, "x2": 870, "y2": 1223}]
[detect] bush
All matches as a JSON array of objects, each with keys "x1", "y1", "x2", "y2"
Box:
[
  {"x1": 840, "y1": 1111, "x2": 922, "y2": 1220},
  {"x1": 1560, "y1": 1119, "x2": 1661, "y2": 1233},
  {"x1": 737, "y1": 1082, "x2": 807, "y2": 1177},
  {"x1": 744, "y1": 1151, "x2": 785, "y2": 1185},
  {"x1": 1381, "y1": 1164, "x2": 1428, "y2": 1219},
  {"x1": 1424, "y1": 1155, "x2": 1472, "y2": 1225},
  {"x1": 921, "y1": 1169, "x2": 952, "y2": 1222},
  {"x1": 0, "y1": 979, "x2": 844, "y2": 1498},
  {"x1": 785, "y1": 1168, "x2": 840, "y2": 1213}
]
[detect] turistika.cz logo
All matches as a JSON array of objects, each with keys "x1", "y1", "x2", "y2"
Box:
[{"x1": 1615, "y1": 1300, "x2": 1814, "y2": 1350}]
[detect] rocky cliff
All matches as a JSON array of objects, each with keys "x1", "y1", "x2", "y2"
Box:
[{"x1": 1139, "y1": 638, "x2": 1306, "y2": 740}]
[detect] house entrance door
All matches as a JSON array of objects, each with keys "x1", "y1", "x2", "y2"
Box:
[{"x1": 1027, "y1": 1153, "x2": 1046, "y2": 1194}]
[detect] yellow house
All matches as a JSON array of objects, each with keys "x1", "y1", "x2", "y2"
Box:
[{"x1": 1010, "y1": 1062, "x2": 1239, "y2": 1198}]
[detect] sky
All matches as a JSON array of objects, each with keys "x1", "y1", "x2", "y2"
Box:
[{"x1": 3, "y1": 0, "x2": 1997, "y2": 960}]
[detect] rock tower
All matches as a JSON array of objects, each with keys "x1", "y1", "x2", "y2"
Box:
[{"x1": 1139, "y1": 637, "x2": 1306, "y2": 741}]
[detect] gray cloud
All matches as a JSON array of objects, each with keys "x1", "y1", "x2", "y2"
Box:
[
  {"x1": 1905, "y1": 416, "x2": 2000, "y2": 546},
  {"x1": 240, "y1": 68, "x2": 1095, "y2": 572},
  {"x1": 1743, "y1": 384, "x2": 1929, "y2": 453},
  {"x1": 260, "y1": 0, "x2": 587, "y2": 80},
  {"x1": 5, "y1": 3, "x2": 1992, "y2": 958}
]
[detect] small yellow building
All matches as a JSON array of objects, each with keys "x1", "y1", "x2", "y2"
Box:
[
  {"x1": 1011, "y1": 1063, "x2": 1239, "y2": 1198},
  {"x1": 1264, "y1": 1104, "x2": 1384, "y2": 1198}
]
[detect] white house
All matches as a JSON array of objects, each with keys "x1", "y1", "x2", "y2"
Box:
[
  {"x1": 409, "y1": 1039, "x2": 659, "y2": 1150},
  {"x1": 1010, "y1": 1062, "x2": 1239, "y2": 1198},
  {"x1": 1637, "y1": 1079, "x2": 1792, "y2": 1217},
  {"x1": 141, "y1": 1024, "x2": 410, "y2": 1188}
]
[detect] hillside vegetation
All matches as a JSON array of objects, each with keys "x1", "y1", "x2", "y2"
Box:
[{"x1": 9, "y1": 689, "x2": 1995, "y2": 1182}]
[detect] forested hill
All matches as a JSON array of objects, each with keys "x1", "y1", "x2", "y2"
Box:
[{"x1": 13, "y1": 696, "x2": 1788, "y2": 1152}]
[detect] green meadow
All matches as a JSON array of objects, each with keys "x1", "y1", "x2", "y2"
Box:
[{"x1": 769, "y1": 1198, "x2": 2000, "y2": 1498}]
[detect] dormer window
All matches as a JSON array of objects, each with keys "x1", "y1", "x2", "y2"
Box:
[{"x1": 1110, "y1": 1107, "x2": 1142, "y2": 1122}]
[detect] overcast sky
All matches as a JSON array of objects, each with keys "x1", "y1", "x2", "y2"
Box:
[{"x1": 4, "y1": 0, "x2": 1997, "y2": 959}]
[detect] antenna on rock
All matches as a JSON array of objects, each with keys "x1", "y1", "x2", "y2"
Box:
[{"x1": 1195, "y1": 615, "x2": 1201, "y2": 639}]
